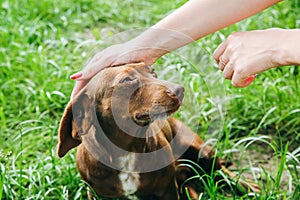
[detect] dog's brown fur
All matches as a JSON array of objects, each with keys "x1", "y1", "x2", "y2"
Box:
[{"x1": 58, "y1": 63, "x2": 259, "y2": 199}]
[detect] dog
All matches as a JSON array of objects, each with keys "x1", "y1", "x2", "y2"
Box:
[{"x1": 57, "y1": 63, "x2": 259, "y2": 199}]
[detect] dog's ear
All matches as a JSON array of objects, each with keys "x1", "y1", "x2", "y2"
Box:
[{"x1": 57, "y1": 91, "x2": 94, "y2": 157}]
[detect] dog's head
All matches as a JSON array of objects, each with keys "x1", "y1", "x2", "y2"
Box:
[{"x1": 57, "y1": 63, "x2": 184, "y2": 157}]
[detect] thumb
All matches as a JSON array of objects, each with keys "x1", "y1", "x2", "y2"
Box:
[
  {"x1": 70, "y1": 54, "x2": 108, "y2": 80},
  {"x1": 243, "y1": 75, "x2": 256, "y2": 87},
  {"x1": 71, "y1": 80, "x2": 89, "y2": 99},
  {"x1": 70, "y1": 66, "x2": 96, "y2": 81},
  {"x1": 232, "y1": 74, "x2": 256, "y2": 88}
]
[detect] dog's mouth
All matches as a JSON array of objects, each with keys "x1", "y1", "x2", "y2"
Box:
[{"x1": 134, "y1": 103, "x2": 181, "y2": 125}]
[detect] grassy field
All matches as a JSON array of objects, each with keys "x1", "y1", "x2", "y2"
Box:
[{"x1": 0, "y1": 0, "x2": 299, "y2": 199}]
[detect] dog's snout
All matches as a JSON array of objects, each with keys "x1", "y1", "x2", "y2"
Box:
[{"x1": 167, "y1": 85, "x2": 184, "y2": 102}]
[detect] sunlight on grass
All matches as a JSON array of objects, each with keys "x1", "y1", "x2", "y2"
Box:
[{"x1": 0, "y1": 0, "x2": 299, "y2": 199}]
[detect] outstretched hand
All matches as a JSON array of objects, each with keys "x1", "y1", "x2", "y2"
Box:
[
  {"x1": 70, "y1": 41, "x2": 163, "y2": 98},
  {"x1": 213, "y1": 28, "x2": 296, "y2": 87},
  {"x1": 71, "y1": 28, "x2": 300, "y2": 97}
]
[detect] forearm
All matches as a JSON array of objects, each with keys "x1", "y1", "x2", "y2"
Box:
[
  {"x1": 276, "y1": 29, "x2": 300, "y2": 66},
  {"x1": 132, "y1": 0, "x2": 281, "y2": 60},
  {"x1": 153, "y1": 0, "x2": 281, "y2": 40}
]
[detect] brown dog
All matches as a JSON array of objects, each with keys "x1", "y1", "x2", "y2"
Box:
[{"x1": 57, "y1": 63, "x2": 258, "y2": 199}]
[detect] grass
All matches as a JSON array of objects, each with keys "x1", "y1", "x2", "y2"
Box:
[{"x1": 0, "y1": 0, "x2": 299, "y2": 199}]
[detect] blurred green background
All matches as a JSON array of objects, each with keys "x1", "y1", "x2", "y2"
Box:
[{"x1": 0, "y1": 0, "x2": 299, "y2": 199}]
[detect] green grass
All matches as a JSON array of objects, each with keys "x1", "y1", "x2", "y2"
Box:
[{"x1": 0, "y1": 0, "x2": 299, "y2": 199}]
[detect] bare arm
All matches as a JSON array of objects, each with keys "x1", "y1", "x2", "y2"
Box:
[
  {"x1": 126, "y1": 0, "x2": 281, "y2": 63},
  {"x1": 151, "y1": 0, "x2": 281, "y2": 42},
  {"x1": 71, "y1": 0, "x2": 281, "y2": 97},
  {"x1": 213, "y1": 28, "x2": 300, "y2": 87}
]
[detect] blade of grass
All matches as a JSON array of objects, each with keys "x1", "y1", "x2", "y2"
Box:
[
  {"x1": 0, "y1": 163, "x2": 4, "y2": 199},
  {"x1": 274, "y1": 143, "x2": 288, "y2": 190},
  {"x1": 250, "y1": 106, "x2": 277, "y2": 135}
]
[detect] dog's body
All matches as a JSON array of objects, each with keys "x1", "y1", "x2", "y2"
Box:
[{"x1": 58, "y1": 63, "x2": 258, "y2": 199}]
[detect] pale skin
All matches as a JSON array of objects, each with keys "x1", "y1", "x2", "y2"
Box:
[
  {"x1": 213, "y1": 28, "x2": 300, "y2": 87},
  {"x1": 70, "y1": 0, "x2": 292, "y2": 97}
]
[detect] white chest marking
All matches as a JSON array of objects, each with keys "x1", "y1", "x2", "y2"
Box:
[{"x1": 118, "y1": 153, "x2": 140, "y2": 197}]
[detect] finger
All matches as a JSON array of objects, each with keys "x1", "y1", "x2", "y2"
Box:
[
  {"x1": 70, "y1": 71, "x2": 83, "y2": 80},
  {"x1": 232, "y1": 73, "x2": 256, "y2": 88},
  {"x1": 70, "y1": 62, "x2": 106, "y2": 81},
  {"x1": 243, "y1": 75, "x2": 256, "y2": 87},
  {"x1": 222, "y1": 62, "x2": 234, "y2": 80},
  {"x1": 213, "y1": 40, "x2": 227, "y2": 63},
  {"x1": 71, "y1": 80, "x2": 89, "y2": 99},
  {"x1": 71, "y1": 50, "x2": 110, "y2": 80},
  {"x1": 218, "y1": 56, "x2": 229, "y2": 71}
]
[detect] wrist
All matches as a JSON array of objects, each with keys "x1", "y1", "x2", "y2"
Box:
[
  {"x1": 128, "y1": 36, "x2": 167, "y2": 65},
  {"x1": 129, "y1": 28, "x2": 194, "y2": 65},
  {"x1": 274, "y1": 29, "x2": 300, "y2": 66}
]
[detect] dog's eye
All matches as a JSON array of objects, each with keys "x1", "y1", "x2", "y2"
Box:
[
  {"x1": 119, "y1": 77, "x2": 134, "y2": 83},
  {"x1": 152, "y1": 71, "x2": 157, "y2": 78},
  {"x1": 151, "y1": 68, "x2": 157, "y2": 78}
]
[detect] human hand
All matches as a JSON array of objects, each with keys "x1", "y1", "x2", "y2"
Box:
[
  {"x1": 213, "y1": 28, "x2": 293, "y2": 87},
  {"x1": 69, "y1": 27, "x2": 196, "y2": 98},
  {"x1": 70, "y1": 40, "x2": 165, "y2": 98}
]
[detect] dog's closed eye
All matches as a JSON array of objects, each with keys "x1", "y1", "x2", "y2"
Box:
[
  {"x1": 119, "y1": 77, "x2": 136, "y2": 83},
  {"x1": 150, "y1": 68, "x2": 157, "y2": 78}
]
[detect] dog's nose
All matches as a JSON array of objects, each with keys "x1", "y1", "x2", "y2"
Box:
[{"x1": 167, "y1": 85, "x2": 184, "y2": 102}]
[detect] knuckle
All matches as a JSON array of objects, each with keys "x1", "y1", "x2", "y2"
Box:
[
  {"x1": 213, "y1": 53, "x2": 219, "y2": 61},
  {"x1": 228, "y1": 32, "x2": 242, "y2": 39},
  {"x1": 226, "y1": 45, "x2": 235, "y2": 54},
  {"x1": 234, "y1": 68, "x2": 244, "y2": 77},
  {"x1": 230, "y1": 58, "x2": 239, "y2": 69}
]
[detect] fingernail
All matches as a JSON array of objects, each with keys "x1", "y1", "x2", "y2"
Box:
[
  {"x1": 70, "y1": 72, "x2": 83, "y2": 80},
  {"x1": 243, "y1": 75, "x2": 256, "y2": 86}
]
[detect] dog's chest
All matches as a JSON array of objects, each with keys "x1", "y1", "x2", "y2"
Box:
[{"x1": 117, "y1": 152, "x2": 140, "y2": 198}]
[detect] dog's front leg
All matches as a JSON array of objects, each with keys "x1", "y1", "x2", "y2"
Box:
[
  {"x1": 168, "y1": 118, "x2": 221, "y2": 172},
  {"x1": 158, "y1": 177, "x2": 180, "y2": 200},
  {"x1": 169, "y1": 118, "x2": 260, "y2": 194}
]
